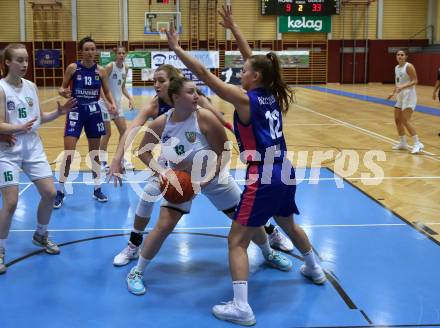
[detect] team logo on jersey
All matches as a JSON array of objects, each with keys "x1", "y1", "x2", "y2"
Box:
[
  {"x1": 25, "y1": 97, "x2": 33, "y2": 107},
  {"x1": 69, "y1": 112, "x2": 79, "y2": 120},
  {"x1": 77, "y1": 74, "x2": 82, "y2": 81},
  {"x1": 95, "y1": 75, "x2": 100, "y2": 80},
  {"x1": 112, "y1": 73, "x2": 117, "y2": 79},
  {"x1": 69, "y1": 121, "x2": 77, "y2": 127},
  {"x1": 7, "y1": 101, "x2": 15, "y2": 111},
  {"x1": 185, "y1": 132, "x2": 197, "y2": 143}
]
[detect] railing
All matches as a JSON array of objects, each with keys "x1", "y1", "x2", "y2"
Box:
[{"x1": 408, "y1": 25, "x2": 434, "y2": 46}]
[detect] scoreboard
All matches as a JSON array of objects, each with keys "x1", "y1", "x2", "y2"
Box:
[{"x1": 261, "y1": 0, "x2": 340, "y2": 16}]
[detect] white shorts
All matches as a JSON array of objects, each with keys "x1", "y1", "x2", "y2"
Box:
[
  {"x1": 98, "y1": 99, "x2": 124, "y2": 122},
  {"x1": 135, "y1": 172, "x2": 241, "y2": 218},
  {"x1": 0, "y1": 133, "x2": 52, "y2": 188},
  {"x1": 395, "y1": 89, "x2": 417, "y2": 111}
]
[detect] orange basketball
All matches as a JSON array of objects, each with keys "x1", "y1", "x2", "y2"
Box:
[{"x1": 159, "y1": 170, "x2": 195, "y2": 204}]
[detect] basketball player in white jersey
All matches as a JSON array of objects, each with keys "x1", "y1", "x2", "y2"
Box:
[
  {"x1": 387, "y1": 49, "x2": 424, "y2": 154},
  {"x1": 98, "y1": 45, "x2": 134, "y2": 170},
  {"x1": 0, "y1": 44, "x2": 76, "y2": 274},
  {"x1": 125, "y1": 77, "x2": 292, "y2": 295},
  {"x1": 108, "y1": 64, "x2": 292, "y2": 267}
]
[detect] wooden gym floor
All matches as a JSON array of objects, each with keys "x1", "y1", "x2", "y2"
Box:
[{"x1": 37, "y1": 83, "x2": 440, "y2": 240}]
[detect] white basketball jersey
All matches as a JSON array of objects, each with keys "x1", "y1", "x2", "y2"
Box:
[
  {"x1": 108, "y1": 62, "x2": 127, "y2": 107},
  {"x1": 395, "y1": 62, "x2": 414, "y2": 89},
  {"x1": 0, "y1": 78, "x2": 41, "y2": 133},
  {"x1": 160, "y1": 109, "x2": 210, "y2": 173}
]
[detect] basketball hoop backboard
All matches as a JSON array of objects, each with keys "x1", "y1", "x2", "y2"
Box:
[{"x1": 144, "y1": 12, "x2": 182, "y2": 36}]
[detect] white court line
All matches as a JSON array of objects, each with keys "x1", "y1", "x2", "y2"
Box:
[
  {"x1": 312, "y1": 176, "x2": 440, "y2": 181},
  {"x1": 295, "y1": 103, "x2": 440, "y2": 162},
  {"x1": 41, "y1": 95, "x2": 61, "y2": 105},
  {"x1": 9, "y1": 222, "x2": 440, "y2": 233},
  {"x1": 9, "y1": 227, "x2": 231, "y2": 232},
  {"x1": 18, "y1": 183, "x2": 32, "y2": 196},
  {"x1": 288, "y1": 123, "x2": 340, "y2": 126}
]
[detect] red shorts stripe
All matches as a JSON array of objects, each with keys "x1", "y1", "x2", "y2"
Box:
[{"x1": 236, "y1": 165, "x2": 259, "y2": 226}]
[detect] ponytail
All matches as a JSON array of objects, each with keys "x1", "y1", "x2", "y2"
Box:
[
  {"x1": 250, "y1": 53, "x2": 294, "y2": 113},
  {"x1": 266, "y1": 52, "x2": 294, "y2": 113}
]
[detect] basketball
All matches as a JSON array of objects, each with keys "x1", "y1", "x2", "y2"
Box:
[{"x1": 160, "y1": 170, "x2": 195, "y2": 204}]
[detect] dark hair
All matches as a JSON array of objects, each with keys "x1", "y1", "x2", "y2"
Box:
[
  {"x1": 78, "y1": 36, "x2": 96, "y2": 51},
  {"x1": 156, "y1": 64, "x2": 183, "y2": 81},
  {"x1": 168, "y1": 76, "x2": 191, "y2": 105},
  {"x1": 397, "y1": 49, "x2": 408, "y2": 56},
  {"x1": 2, "y1": 43, "x2": 27, "y2": 77},
  {"x1": 249, "y1": 52, "x2": 294, "y2": 113},
  {"x1": 196, "y1": 88, "x2": 212, "y2": 103}
]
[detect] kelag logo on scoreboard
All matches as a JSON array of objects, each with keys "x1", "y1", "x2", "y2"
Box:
[
  {"x1": 261, "y1": 0, "x2": 340, "y2": 16},
  {"x1": 279, "y1": 16, "x2": 331, "y2": 33}
]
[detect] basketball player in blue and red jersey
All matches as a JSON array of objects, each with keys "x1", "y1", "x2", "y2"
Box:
[
  {"x1": 54, "y1": 36, "x2": 116, "y2": 208},
  {"x1": 108, "y1": 64, "x2": 292, "y2": 267},
  {"x1": 166, "y1": 6, "x2": 326, "y2": 325}
]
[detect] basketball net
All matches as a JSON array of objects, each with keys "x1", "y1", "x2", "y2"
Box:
[{"x1": 159, "y1": 28, "x2": 167, "y2": 40}]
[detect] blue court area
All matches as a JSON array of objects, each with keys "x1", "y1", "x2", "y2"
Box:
[
  {"x1": 302, "y1": 85, "x2": 440, "y2": 117},
  {"x1": 1, "y1": 168, "x2": 440, "y2": 327}
]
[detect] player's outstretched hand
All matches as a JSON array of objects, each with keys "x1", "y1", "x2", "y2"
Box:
[
  {"x1": 165, "y1": 23, "x2": 179, "y2": 51},
  {"x1": 57, "y1": 97, "x2": 77, "y2": 115},
  {"x1": 0, "y1": 134, "x2": 16, "y2": 146},
  {"x1": 218, "y1": 5, "x2": 235, "y2": 30},
  {"x1": 58, "y1": 87, "x2": 71, "y2": 98},
  {"x1": 19, "y1": 117, "x2": 37, "y2": 133},
  {"x1": 107, "y1": 159, "x2": 124, "y2": 187}
]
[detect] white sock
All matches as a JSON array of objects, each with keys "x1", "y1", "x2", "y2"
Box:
[
  {"x1": 99, "y1": 151, "x2": 108, "y2": 163},
  {"x1": 412, "y1": 135, "x2": 419, "y2": 143},
  {"x1": 400, "y1": 135, "x2": 407, "y2": 144},
  {"x1": 36, "y1": 223, "x2": 48, "y2": 236},
  {"x1": 132, "y1": 228, "x2": 143, "y2": 235},
  {"x1": 233, "y1": 281, "x2": 249, "y2": 307},
  {"x1": 0, "y1": 239, "x2": 6, "y2": 249},
  {"x1": 57, "y1": 183, "x2": 65, "y2": 193},
  {"x1": 93, "y1": 166, "x2": 101, "y2": 190},
  {"x1": 256, "y1": 239, "x2": 273, "y2": 258},
  {"x1": 135, "y1": 255, "x2": 150, "y2": 273},
  {"x1": 303, "y1": 249, "x2": 318, "y2": 268}
]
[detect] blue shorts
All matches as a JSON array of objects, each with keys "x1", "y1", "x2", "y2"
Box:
[
  {"x1": 64, "y1": 103, "x2": 106, "y2": 139},
  {"x1": 233, "y1": 161, "x2": 299, "y2": 227}
]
